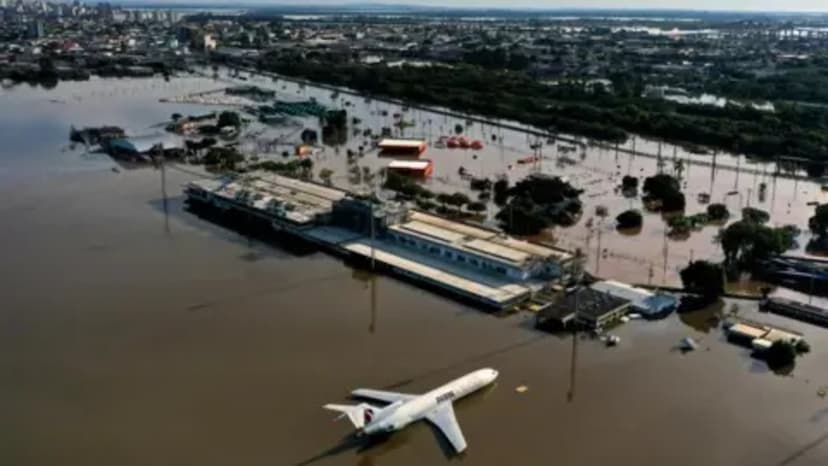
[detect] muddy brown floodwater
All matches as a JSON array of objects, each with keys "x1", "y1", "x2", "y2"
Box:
[
  {"x1": 212, "y1": 67, "x2": 828, "y2": 288},
  {"x1": 1, "y1": 77, "x2": 827, "y2": 466}
]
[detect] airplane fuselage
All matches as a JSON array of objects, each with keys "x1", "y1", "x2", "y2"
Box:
[{"x1": 362, "y1": 368, "x2": 498, "y2": 435}]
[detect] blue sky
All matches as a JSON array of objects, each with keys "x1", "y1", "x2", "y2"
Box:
[{"x1": 138, "y1": 0, "x2": 828, "y2": 12}]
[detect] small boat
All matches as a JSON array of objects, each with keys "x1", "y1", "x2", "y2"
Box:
[
  {"x1": 457, "y1": 137, "x2": 470, "y2": 149},
  {"x1": 605, "y1": 335, "x2": 620, "y2": 347},
  {"x1": 470, "y1": 140, "x2": 483, "y2": 150}
]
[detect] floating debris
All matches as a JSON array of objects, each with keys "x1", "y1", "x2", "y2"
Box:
[
  {"x1": 515, "y1": 385, "x2": 528, "y2": 393},
  {"x1": 680, "y1": 337, "x2": 699, "y2": 352}
]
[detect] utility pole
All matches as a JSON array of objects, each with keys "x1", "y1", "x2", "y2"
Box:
[
  {"x1": 159, "y1": 145, "x2": 169, "y2": 235},
  {"x1": 595, "y1": 219, "x2": 603, "y2": 275},
  {"x1": 370, "y1": 274, "x2": 377, "y2": 334},
  {"x1": 662, "y1": 229, "x2": 668, "y2": 285}
]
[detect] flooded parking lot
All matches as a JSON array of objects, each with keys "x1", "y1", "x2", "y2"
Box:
[{"x1": 1, "y1": 75, "x2": 826, "y2": 466}]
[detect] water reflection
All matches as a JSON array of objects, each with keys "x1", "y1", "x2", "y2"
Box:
[{"x1": 678, "y1": 300, "x2": 725, "y2": 333}]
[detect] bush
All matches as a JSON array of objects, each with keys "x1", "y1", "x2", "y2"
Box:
[
  {"x1": 707, "y1": 203, "x2": 730, "y2": 221},
  {"x1": 621, "y1": 175, "x2": 638, "y2": 190},
  {"x1": 616, "y1": 209, "x2": 643, "y2": 229},
  {"x1": 661, "y1": 189, "x2": 686, "y2": 212},
  {"x1": 668, "y1": 215, "x2": 693, "y2": 236},
  {"x1": 493, "y1": 178, "x2": 509, "y2": 205},
  {"x1": 203, "y1": 146, "x2": 244, "y2": 169},
  {"x1": 217, "y1": 110, "x2": 242, "y2": 129},
  {"x1": 416, "y1": 199, "x2": 437, "y2": 211},
  {"x1": 643, "y1": 173, "x2": 685, "y2": 211},
  {"x1": 742, "y1": 207, "x2": 770, "y2": 224},
  {"x1": 470, "y1": 177, "x2": 492, "y2": 191},
  {"x1": 467, "y1": 201, "x2": 487, "y2": 212},
  {"x1": 765, "y1": 340, "x2": 797, "y2": 368}
]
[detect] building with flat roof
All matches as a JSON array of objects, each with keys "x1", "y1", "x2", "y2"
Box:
[
  {"x1": 538, "y1": 287, "x2": 630, "y2": 330},
  {"x1": 725, "y1": 319, "x2": 803, "y2": 348},
  {"x1": 385, "y1": 211, "x2": 573, "y2": 282},
  {"x1": 760, "y1": 297, "x2": 828, "y2": 327},
  {"x1": 387, "y1": 159, "x2": 433, "y2": 177},
  {"x1": 186, "y1": 171, "x2": 346, "y2": 230},
  {"x1": 590, "y1": 280, "x2": 677, "y2": 318},
  {"x1": 378, "y1": 138, "x2": 427, "y2": 155},
  {"x1": 572, "y1": 288, "x2": 631, "y2": 329},
  {"x1": 105, "y1": 134, "x2": 183, "y2": 158},
  {"x1": 184, "y1": 173, "x2": 576, "y2": 310}
]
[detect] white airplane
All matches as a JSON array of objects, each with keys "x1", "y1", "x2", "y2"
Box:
[{"x1": 324, "y1": 368, "x2": 498, "y2": 454}]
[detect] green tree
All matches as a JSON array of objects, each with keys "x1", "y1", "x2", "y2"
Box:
[
  {"x1": 621, "y1": 175, "x2": 638, "y2": 191},
  {"x1": 765, "y1": 340, "x2": 797, "y2": 369},
  {"x1": 742, "y1": 207, "x2": 770, "y2": 224},
  {"x1": 217, "y1": 111, "x2": 242, "y2": 129},
  {"x1": 707, "y1": 203, "x2": 730, "y2": 221},
  {"x1": 642, "y1": 174, "x2": 685, "y2": 211},
  {"x1": 203, "y1": 146, "x2": 244, "y2": 170},
  {"x1": 808, "y1": 204, "x2": 828, "y2": 237},
  {"x1": 447, "y1": 192, "x2": 470, "y2": 211},
  {"x1": 720, "y1": 221, "x2": 795, "y2": 268},
  {"x1": 496, "y1": 198, "x2": 548, "y2": 235},
  {"x1": 493, "y1": 178, "x2": 509, "y2": 206},
  {"x1": 680, "y1": 261, "x2": 724, "y2": 298},
  {"x1": 319, "y1": 168, "x2": 334, "y2": 185},
  {"x1": 436, "y1": 193, "x2": 453, "y2": 209},
  {"x1": 467, "y1": 201, "x2": 487, "y2": 213},
  {"x1": 616, "y1": 209, "x2": 643, "y2": 229}
]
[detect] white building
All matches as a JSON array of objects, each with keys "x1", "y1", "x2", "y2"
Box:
[{"x1": 590, "y1": 280, "x2": 677, "y2": 317}]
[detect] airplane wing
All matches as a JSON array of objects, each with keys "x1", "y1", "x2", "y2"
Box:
[
  {"x1": 351, "y1": 388, "x2": 417, "y2": 404},
  {"x1": 425, "y1": 403, "x2": 468, "y2": 453}
]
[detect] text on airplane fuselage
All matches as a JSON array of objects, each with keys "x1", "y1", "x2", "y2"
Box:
[{"x1": 435, "y1": 390, "x2": 456, "y2": 404}]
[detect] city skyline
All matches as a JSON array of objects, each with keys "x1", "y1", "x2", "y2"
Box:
[{"x1": 118, "y1": 0, "x2": 828, "y2": 13}]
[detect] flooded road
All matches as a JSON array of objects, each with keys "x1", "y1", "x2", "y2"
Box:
[{"x1": 1, "y1": 77, "x2": 827, "y2": 466}]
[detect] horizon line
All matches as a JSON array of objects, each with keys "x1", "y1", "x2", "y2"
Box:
[{"x1": 114, "y1": 2, "x2": 828, "y2": 14}]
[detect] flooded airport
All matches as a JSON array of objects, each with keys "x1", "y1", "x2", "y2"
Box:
[{"x1": 1, "y1": 75, "x2": 827, "y2": 466}]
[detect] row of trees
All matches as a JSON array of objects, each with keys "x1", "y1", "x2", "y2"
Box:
[
  {"x1": 495, "y1": 176, "x2": 583, "y2": 235},
  {"x1": 255, "y1": 53, "x2": 828, "y2": 164},
  {"x1": 249, "y1": 158, "x2": 314, "y2": 179}
]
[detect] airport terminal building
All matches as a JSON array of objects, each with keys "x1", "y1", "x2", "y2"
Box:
[{"x1": 185, "y1": 171, "x2": 576, "y2": 309}]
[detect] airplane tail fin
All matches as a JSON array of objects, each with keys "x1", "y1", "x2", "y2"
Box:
[{"x1": 323, "y1": 403, "x2": 379, "y2": 429}]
